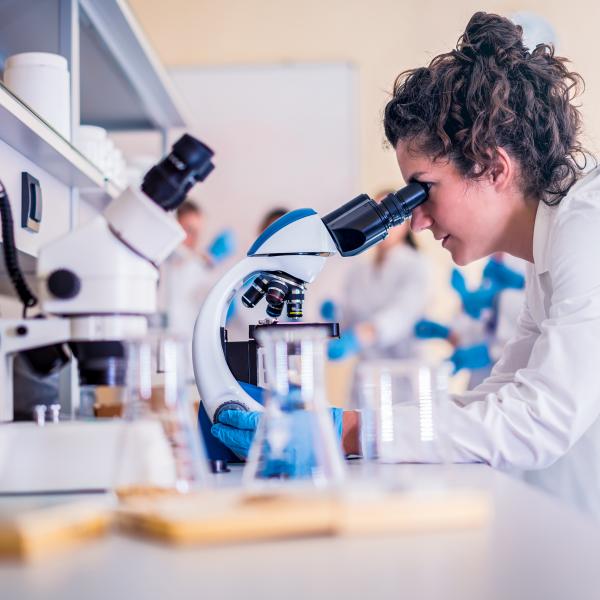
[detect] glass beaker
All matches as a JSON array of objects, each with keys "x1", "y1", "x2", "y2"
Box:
[
  {"x1": 243, "y1": 325, "x2": 346, "y2": 489},
  {"x1": 356, "y1": 359, "x2": 453, "y2": 488},
  {"x1": 115, "y1": 335, "x2": 211, "y2": 494}
]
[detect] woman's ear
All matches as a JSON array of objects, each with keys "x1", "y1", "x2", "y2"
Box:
[{"x1": 490, "y1": 147, "x2": 513, "y2": 190}]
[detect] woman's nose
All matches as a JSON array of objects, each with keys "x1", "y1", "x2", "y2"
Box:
[{"x1": 410, "y1": 205, "x2": 433, "y2": 232}]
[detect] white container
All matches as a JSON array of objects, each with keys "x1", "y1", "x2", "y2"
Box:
[
  {"x1": 4, "y1": 52, "x2": 71, "y2": 139},
  {"x1": 75, "y1": 125, "x2": 109, "y2": 172}
]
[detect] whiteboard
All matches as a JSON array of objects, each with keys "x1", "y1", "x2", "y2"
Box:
[
  {"x1": 170, "y1": 63, "x2": 359, "y2": 247},
  {"x1": 170, "y1": 63, "x2": 361, "y2": 322}
]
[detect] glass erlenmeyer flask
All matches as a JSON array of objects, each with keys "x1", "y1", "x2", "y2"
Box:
[
  {"x1": 115, "y1": 334, "x2": 211, "y2": 494},
  {"x1": 243, "y1": 325, "x2": 346, "y2": 489},
  {"x1": 355, "y1": 358, "x2": 453, "y2": 490}
]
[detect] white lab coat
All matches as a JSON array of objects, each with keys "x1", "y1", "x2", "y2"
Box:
[
  {"x1": 396, "y1": 166, "x2": 600, "y2": 518},
  {"x1": 159, "y1": 246, "x2": 215, "y2": 338},
  {"x1": 342, "y1": 244, "x2": 429, "y2": 359}
]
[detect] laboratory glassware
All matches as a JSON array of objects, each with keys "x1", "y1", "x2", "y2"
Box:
[
  {"x1": 356, "y1": 359, "x2": 453, "y2": 488},
  {"x1": 243, "y1": 325, "x2": 346, "y2": 489},
  {"x1": 114, "y1": 334, "x2": 210, "y2": 493}
]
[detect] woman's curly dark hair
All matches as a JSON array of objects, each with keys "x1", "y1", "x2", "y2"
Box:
[{"x1": 384, "y1": 12, "x2": 589, "y2": 205}]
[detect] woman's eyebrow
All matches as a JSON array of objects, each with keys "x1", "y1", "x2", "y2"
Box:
[{"x1": 408, "y1": 171, "x2": 427, "y2": 181}]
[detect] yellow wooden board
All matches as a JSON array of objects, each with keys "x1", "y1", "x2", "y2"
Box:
[
  {"x1": 0, "y1": 499, "x2": 111, "y2": 560},
  {"x1": 117, "y1": 487, "x2": 491, "y2": 546}
]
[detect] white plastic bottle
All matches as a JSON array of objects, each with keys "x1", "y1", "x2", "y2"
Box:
[{"x1": 4, "y1": 52, "x2": 71, "y2": 140}]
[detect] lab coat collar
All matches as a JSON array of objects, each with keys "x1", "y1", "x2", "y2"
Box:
[{"x1": 532, "y1": 201, "x2": 552, "y2": 275}]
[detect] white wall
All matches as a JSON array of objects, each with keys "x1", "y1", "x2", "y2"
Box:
[
  {"x1": 169, "y1": 63, "x2": 359, "y2": 248},
  {"x1": 112, "y1": 63, "x2": 362, "y2": 321}
]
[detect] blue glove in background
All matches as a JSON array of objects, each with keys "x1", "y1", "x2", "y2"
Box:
[
  {"x1": 483, "y1": 258, "x2": 525, "y2": 290},
  {"x1": 450, "y1": 268, "x2": 468, "y2": 296},
  {"x1": 207, "y1": 229, "x2": 236, "y2": 263},
  {"x1": 461, "y1": 287, "x2": 498, "y2": 319},
  {"x1": 451, "y1": 268, "x2": 498, "y2": 319},
  {"x1": 450, "y1": 343, "x2": 492, "y2": 372},
  {"x1": 328, "y1": 329, "x2": 361, "y2": 360},
  {"x1": 320, "y1": 299, "x2": 337, "y2": 321},
  {"x1": 211, "y1": 406, "x2": 344, "y2": 462},
  {"x1": 414, "y1": 319, "x2": 451, "y2": 339}
]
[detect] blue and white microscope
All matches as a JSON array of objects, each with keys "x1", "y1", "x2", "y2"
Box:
[{"x1": 192, "y1": 182, "x2": 429, "y2": 441}]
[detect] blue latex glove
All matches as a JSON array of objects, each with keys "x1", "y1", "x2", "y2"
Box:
[
  {"x1": 483, "y1": 258, "x2": 525, "y2": 290},
  {"x1": 320, "y1": 299, "x2": 337, "y2": 321},
  {"x1": 461, "y1": 287, "x2": 498, "y2": 319},
  {"x1": 450, "y1": 343, "x2": 492, "y2": 372},
  {"x1": 450, "y1": 268, "x2": 468, "y2": 296},
  {"x1": 327, "y1": 329, "x2": 361, "y2": 360},
  {"x1": 207, "y1": 229, "x2": 236, "y2": 263},
  {"x1": 414, "y1": 319, "x2": 451, "y2": 339},
  {"x1": 451, "y1": 268, "x2": 497, "y2": 319},
  {"x1": 211, "y1": 407, "x2": 344, "y2": 466}
]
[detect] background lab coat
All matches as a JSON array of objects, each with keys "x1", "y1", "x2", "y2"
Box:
[
  {"x1": 160, "y1": 246, "x2": 215, "y2": 337},
  {"x1": 394, "y1": 166, "x2": 600, "y2": 518},
  {"x1": 341, "y1": 244, "x2": 429, "y2": 359}
]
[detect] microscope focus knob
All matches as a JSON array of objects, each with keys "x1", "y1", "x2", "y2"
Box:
[{"x1": 47, "y1": 269, "x2": 81, "y2": 299}]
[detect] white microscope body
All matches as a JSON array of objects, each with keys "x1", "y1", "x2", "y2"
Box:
[
  {"x1": 193, "y1": 209, "x2": 338, "y2": 421},
  {"x1": 0, "y1": 134, "x2": 214, "y2": 492}
]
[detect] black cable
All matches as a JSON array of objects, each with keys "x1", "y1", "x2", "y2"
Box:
[{"x1": 0, "y1": 178, "x2": 38, "y2": 316}]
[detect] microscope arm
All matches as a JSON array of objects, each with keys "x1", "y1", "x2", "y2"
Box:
[{"x1": 193, "y1": 256, "x2": 278, "y2": 421}]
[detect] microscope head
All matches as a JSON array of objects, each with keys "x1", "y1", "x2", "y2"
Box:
[
  {"x1": 240, "y1": 209, "x2": 338, "y2": 320},
  {"x1": 36, "y1": 134, "x2": 215, "y2": 387},
  {"x1": 238, "y1": 182, "x2": 429, "y2": 321},
  {"x1": 141, "y1": 134, "x2": 215, "y2": 211}
]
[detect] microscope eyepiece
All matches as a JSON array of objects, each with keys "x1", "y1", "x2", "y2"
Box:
[
  {"x1": 322, "y1": 181, "x2": 428, "y2": 257},
  {"x1": 141, "y1": 134, "x2": 215, "y2": 212},
  {"x1": 380, "y1": 182, "x2": 430, "y2": 227}
]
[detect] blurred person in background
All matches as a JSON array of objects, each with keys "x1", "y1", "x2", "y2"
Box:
[
  {"x1": 159, "y1": 200, "x2": 236, "y2": 338},
  {"x1": 415, "y1": 253, "x2": 526, "y2": 388},
  {"x1": 325, "y1": 189, "x2": 431, "y2": 362}
]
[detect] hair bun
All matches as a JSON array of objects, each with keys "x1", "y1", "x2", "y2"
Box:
[{"x1": 460, "y1": 12, "x2": 526, "y2": 63}]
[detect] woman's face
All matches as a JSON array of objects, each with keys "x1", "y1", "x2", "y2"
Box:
[
  {"x1": 396, "y1": 141, "x2": 513, "y2": 265},
  {"x1": 178, "y1": 211, "x2": 204, "y2": 250}
]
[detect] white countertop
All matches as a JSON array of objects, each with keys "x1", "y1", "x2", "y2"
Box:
[{"x1": 2, "y1": 463, "x2": 600, "y2": 600}]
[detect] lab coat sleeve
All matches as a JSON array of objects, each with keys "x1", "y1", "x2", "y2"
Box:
[
  {"x1": 396, "y1": 199, "x2": 600, "y2": 470},
  {"x1": 369, "y1": 256, "x2": 429, "y2": 347}
]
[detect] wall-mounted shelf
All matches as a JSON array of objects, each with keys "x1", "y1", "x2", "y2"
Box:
[
  {"x1": 79, "y1": 0, "x2": 190, "y2": 131},
  {"x1": 0, "y1": 0, "x2": 190, "y2": 134},
  {"x1": 0, "y1": 83, "x2": 121, "y2": 200}
]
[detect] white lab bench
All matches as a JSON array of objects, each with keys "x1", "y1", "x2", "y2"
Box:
[{"x1": 1, "y1": 463, "x2": 600, "y2": 600}]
